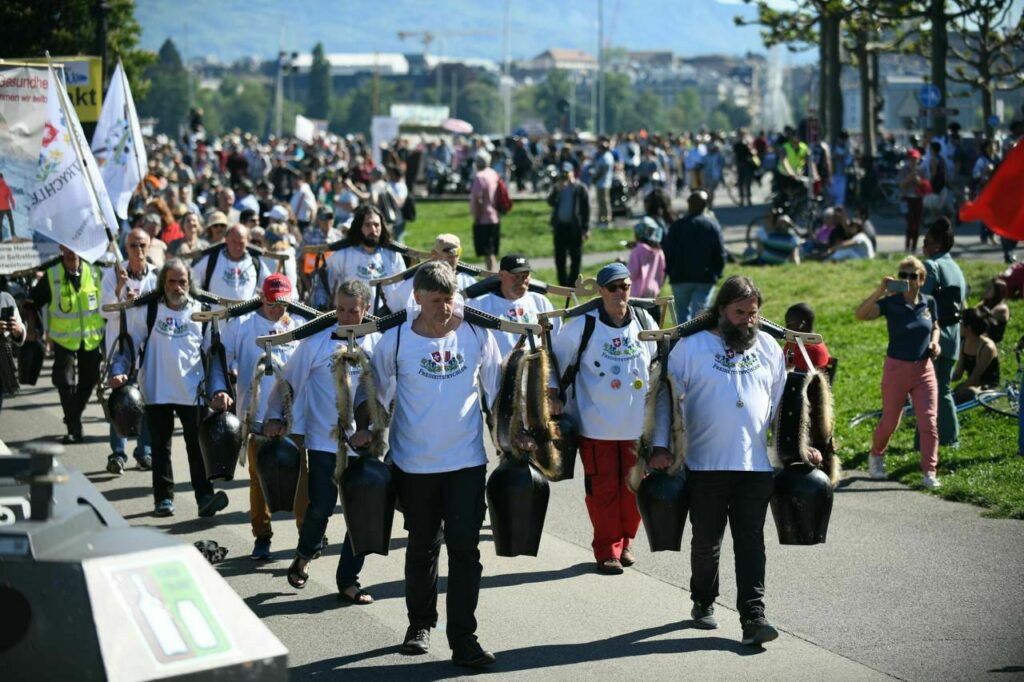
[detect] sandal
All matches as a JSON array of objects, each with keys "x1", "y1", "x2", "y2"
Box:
[
  {"x1": 338, "y1": 586, "x2": 374, "y2": 605},
  {"x1": 287, "y1": 556, "x2": 309, "y2": 589}
]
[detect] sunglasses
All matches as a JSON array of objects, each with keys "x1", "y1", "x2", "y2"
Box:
[
  {"x1": 897, "y1": 271, "x2": 920, "y2": 280},
  {"x1": 604, "y1": 281, "x2": 631, "y2": 293},
  {"x1": 128, "y1": 242, "x2": 147, "y2": 248}
]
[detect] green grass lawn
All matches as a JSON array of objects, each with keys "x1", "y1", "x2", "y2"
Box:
[
  {"x1": 406, "y1": 200, "x2": 632, "y2": 259},
  {"x1": 531, "y1": 256, "x2": 1023, "y2": 519}
]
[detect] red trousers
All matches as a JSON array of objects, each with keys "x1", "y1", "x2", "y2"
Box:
[{"x1": 580, "y1": 437, "x2": 642, "y2": 561}]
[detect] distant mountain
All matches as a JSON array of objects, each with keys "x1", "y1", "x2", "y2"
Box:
[{"x1": 135, "y1": 0, "x2": 777, "y2": 64}]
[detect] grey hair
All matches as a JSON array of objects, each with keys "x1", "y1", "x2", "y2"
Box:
[
  {"x1": 413, "y1": 261, "x2": 458, "y2": 295},
  {"x1": 156, "y1": 257, "x2": 196, "y2": 296},
  {"x1": 336, "y1": 279, "x2": 373, "y2": 307}
]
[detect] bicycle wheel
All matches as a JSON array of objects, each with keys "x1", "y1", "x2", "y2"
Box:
[
  {"x1": 848, "y1": 409, "x2": 883, "y2": 427},
  {"x1": 977, "y1": 390, "x2": 1019, "y2": 418}
]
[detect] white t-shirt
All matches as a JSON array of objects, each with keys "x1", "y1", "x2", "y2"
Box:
[
  {"x1": 550, "y1": 309, "x2": 656, "y2": 440},
  {"x1": 290, "y1": 183, "x2": 317, "y2": 222},
  {"x1": 267, "y1": 328, "x2": 380, "y2": 455},
  {"x1": 192, "y1": 249, "x2": 267, "y2": 303},
  {"x1": 214, "y1": 310, "x2": 304, "y2": 427},
  {"x1": 653, "y1": 330, "x2": 786, "y2": 472},
  {"x1": 368, "y1": 318, "x2": 502, "y2": 474},
  {"x1": 100, "y1": 261, "x2": 157, "y2": 357},
  {"x1": 830, "y1": 232, "x2": 874, "y2": 261},
  {"x1": 471, "y1": 289, "x2": 558, "y2": 358},
  {"x1": 324, "y1": 245, "x2": 405, "y2": 299},
  {"x1": 113, "y1": 299, "x2": 209, "y2": 406}
]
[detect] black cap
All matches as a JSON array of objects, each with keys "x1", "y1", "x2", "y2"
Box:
[{"x1": 500, "y1": 254, "x2": 532, "y2": 274}]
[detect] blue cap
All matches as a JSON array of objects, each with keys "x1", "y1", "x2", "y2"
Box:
[{"x1": 596, "y1": 262, "x2": 630, "y2": 287}]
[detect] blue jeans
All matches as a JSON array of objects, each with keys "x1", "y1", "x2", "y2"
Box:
[
  {"x1": 109, "y1": 421, "x2": 151, "y2": 461},
  {"x1": 297, "y1": 450, "x2": 365, "y2": 589},
  {"x1": 671, "y1": 282, "x2": 715, "y2": 324}
]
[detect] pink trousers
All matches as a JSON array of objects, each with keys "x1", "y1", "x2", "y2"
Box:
[{"x1": 871, "y1": 356, "x2": 939, "y2": 473}]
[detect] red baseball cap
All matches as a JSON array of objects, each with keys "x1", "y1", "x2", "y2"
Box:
[{"x1": 262, "y1": 273, "x2": 293, "y2": 302}]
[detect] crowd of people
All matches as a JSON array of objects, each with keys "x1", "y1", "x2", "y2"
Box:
[{"x1": 0, "y1": 114, "x2": 1021, "y2": 670}]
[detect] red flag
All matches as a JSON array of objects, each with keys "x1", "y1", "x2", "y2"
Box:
[{"x1": 959, "y1": 140, "x2": 1024, "y2": 241}]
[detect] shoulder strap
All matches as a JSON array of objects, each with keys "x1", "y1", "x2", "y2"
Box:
[
  {"x1": 202, "y1": 247, "x2": 221, "y2": 292},
  {"x1": 139, "y1": 299, "x2": 159, "y2": 365},
  {"x1": 251, "y1": 252, "x2": 262, "y2": 279},
  {"x1": 560, "y1": 313, "x2": 596, "y2": 400}
]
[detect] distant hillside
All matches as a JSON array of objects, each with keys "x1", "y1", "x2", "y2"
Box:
[{"x1": 135, "y1": 0, "x2": 774, "y2": 63}]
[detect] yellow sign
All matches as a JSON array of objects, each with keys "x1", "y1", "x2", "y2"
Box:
[{"x1": 23, "y1": 56, "x2": 103, "y2": 123}]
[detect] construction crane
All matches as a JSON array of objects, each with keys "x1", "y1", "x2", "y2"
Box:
[{"x1": 397, "y1": 29, "x2": 496, "y2": 108}]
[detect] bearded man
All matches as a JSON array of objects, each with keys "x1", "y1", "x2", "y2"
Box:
[{"x1": 648, "y1": 275, "x2": 821, "y2": 646}]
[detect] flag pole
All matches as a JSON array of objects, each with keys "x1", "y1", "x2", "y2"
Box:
[
  {"x1": 117, "y1": 57, "x2": 148, "y2": 204},
  {"x1": 44, "y1": 52, "x2": 124, "y2": 267}
]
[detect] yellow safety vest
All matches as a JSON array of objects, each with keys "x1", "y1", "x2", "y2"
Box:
[
  {"x1": 47, "y1": 263, "x2": 104, "y2": 351},
  {"x1": 783, "y1": 141, "x2": 809, "y2": 176}
]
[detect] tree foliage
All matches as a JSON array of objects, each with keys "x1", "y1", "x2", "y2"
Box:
[
  {"x1": 137, "y1": 39, "x2": 189, "y2": 136},
  {"x1": 457, "y1": 80, "x2": 501, "y2": 134},
  {"x1": 306, "y1": 42, "x2": 331, "y2": 119}
]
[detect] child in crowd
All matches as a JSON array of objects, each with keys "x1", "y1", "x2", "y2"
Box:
[
  {"x1": 783, "y1": 302, "x2": 832, "y2": 372},
  {"x1": 627, "y1": 217, "x2": 666, "y2": 321}
]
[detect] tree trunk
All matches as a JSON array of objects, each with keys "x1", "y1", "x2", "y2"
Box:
[
  {"x1": 856, "y1": 33, "x2": 876, "y2": 162},
  {"x1": 870, "y1": 50, "x2": 881, "y2": 145},
  {"x1": 826, "y1": 14, "x2": 844, "y2": 147},
  {"x1": 930, "y1": 0, "x2": 949, "y2": 133}
]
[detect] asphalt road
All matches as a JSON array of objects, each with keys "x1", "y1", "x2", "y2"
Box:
[{"x1": 3, "y1": 375, "x2": 1023, "y2": 681}]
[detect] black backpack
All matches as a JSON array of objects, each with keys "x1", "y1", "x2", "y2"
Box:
[{"x1": 202, "y1": 245, "x2": 262, "y2": 293}]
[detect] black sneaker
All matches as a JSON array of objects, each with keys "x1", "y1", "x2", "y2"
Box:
[
  {"x1": 400, "y1": 626, "x2": 430, "y2": 655},
  {"x1": 106, "y1": 455, "x2": 126, "y2": 476},
  {"x1": 690, "y1": 602, "x2": 718, "y2": 630},
  {"x1": 135, "y1": 453, "x2": 153, "y2": 471},
  {"x1": 251, "y1": 537, "x2": 272, "y2": 561},
  {"x1": 451, "y1": 636, "x2": 496, "y2": 668},
  {"x1": 197, "y1": 491, "x2": 229, "y2": 518},
  {"x1": 741, "y1": 617, "x2": 779, "y2": 646}
]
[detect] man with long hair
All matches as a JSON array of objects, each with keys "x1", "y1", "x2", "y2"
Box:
[{"x1": 323, "y1": 205, "x2": 405, "y2": 306}]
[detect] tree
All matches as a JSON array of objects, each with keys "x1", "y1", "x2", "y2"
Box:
[
  {"x1": 457, "y1": 81, "x2": 501, "y2": 135},
  {"x1": 138, "y1": 39, "x2": 189, "y2": 136},
  {"x1": 0, "y1": 0, "x2": 154, "y2": 98},
  {"x1": 947, "y1": 0, "x2": 1024, "y2": 138},
  {"x1": 306, "y1": 42, "x2": 331, "y2": 119},
  {"x1": 666, "y1": 88, "x2": 704, "y2": 131},
  {"x1": 714, "y1": 100, "x2": 754, "y2": 129},
  {"x1": 534, "y1": 69, "x2": 574, "y2": 132}
]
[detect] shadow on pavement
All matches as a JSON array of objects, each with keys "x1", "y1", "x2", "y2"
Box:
[{"x1": 289, "y1": 621, "x2": 760, "y2": 680}]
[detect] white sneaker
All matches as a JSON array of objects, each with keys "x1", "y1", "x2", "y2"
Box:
[
  {"x1": 921, "y1": 473, "x2": 941, "y2": 489},
  {"x1": 869, "y1": 455, "x2": 886, "y2": 480}
]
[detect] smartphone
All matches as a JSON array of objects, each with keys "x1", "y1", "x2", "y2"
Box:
[
  {"x1": 0, "y1": 306, "x2": 13, "y2": 322},
  {"x1": 886, "y1": 280, "x2": 910, "y2": 293}
]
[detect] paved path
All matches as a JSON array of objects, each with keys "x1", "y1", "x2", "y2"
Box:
[{"x1": 3, "y1": 379, "x2": 1023, "y2": 681}]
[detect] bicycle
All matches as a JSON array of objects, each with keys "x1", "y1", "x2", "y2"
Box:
[{"x1": 848, "y1": 350, "x2": 1021, "y2": 427}]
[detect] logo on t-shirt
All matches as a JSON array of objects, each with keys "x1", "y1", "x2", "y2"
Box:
[
  {"x1": 712, "y1": 350, "x2": 760, "y2": 375},
  {"x1": 356, "y1": 260, "x2": 384, "y2": 279},
  {"x1": 601, "y1": 335, "x2": 642, "y2": 361},
  {"x1": 418, "y1": 350, "x2": 467, "y2": 379},
  {"x1": 222, "y1": 263, "x2": 251, "y2": 287},
  {"x1": 155, "y1": 316, "x2": 191, "y2": 337},
  {"x1": 504, "y1": 305, "x2": 534, "y2": 323}
]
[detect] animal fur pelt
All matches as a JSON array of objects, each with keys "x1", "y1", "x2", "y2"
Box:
[
  {"x1": 330, "y1": 338, "x2": 386, "y2": 485},
  {"x1": 628, "y1": 341, "x2": 686, "y2": 493},
  {"x1": 238, "y1": 354, "x2": 290, "y2": 467},
  {"x1": 773, "y1": 370, "x2": 839, "y2": 487}
]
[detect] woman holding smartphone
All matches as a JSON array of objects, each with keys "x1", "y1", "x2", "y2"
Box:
[{"x1": 855, "y1": 256, "x2": 942, "y2": 488}]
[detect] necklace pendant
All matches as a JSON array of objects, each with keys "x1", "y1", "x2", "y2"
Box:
[{"x1": 736, "y1": 399, "x2": 744, "y2": 408}]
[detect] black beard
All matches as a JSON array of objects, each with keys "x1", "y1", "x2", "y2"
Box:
[
  {"x1": 719, "y1": 315, "x2": 759, "y2": 352},
  {"x1": 363, "y1": 234, "x2": 379, "y2": 247}
]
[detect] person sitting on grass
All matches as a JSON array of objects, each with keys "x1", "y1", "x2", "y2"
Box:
[
  {"x1": 782, "y1": 303, "x2": 831, "y2": 372},
  {"x1": 753, "y1": 213, "x2": 801, "y2": 265},
  {"x1": 952, "y1": 307, "x2": 1000, "y2": 405},
  {"x1": 827, "y1": 220, "x2": 875, "y2": 261},
  {"x1": 976, "y1": 277, "x2": 1009, "y2": 344}
]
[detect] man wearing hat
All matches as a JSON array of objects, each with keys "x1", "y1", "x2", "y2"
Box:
[
  {"x1": 470, "y1": 254, "x2": 558, "y2": 358},
  {"x1": 205, "y1": 210, "x2": 230, "y2": 245},
  {"x1": 549, "y1": 263, "x2": 656, "y2": 574},
  {"x1": 193, "y1": 224, "x2": 268, "y2": 303},
  {"x1": 209, "y1": 273, "x2": 310, "y2": 560},
  {"x1": 663, "y1": 190, "x2": 727, "y2": 323},
  {"x1": 547, "y1": 163, "x2": 591, "y2": 286}
]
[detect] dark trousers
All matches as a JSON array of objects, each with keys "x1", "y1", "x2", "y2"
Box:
[
  {"x1": 145, "y1": 404, "x2": 213, "y2": 504},
  {"x1": 296, "y1": 449, "x2": 365, "y2": 590},
  {"x1": 52, "y1": 344, "x2": 101, "y2": 435},
  {"x1": 396, "y1": 463, "x2": 486, "y2": 646},
  {"x1": 687, "y1": 469, "x2": 774, "y2": 621},
  {"x1": 553, "y1": 224, "x2": 584, "y2": 287}
]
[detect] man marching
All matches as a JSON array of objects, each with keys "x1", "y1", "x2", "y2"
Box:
[
  {"x1": 264, "y1": 279, "x2": 381, "y2": 603},
  {"x1": 109, "y1": 259, "x2": 230, "y2": 518},
  {"x1": 210, "y1": 274, "x2": 310, "y2": 560},
  {"x1": 467, "y1": 253, "x2": 558, "y2": 358},
  {"x1": 353, "y1": 262, "x2": 502, "y2": 668},
  {"x1": 100, "y1": 228, "x2": 157, "y2": 474},
  {"x1": 649, "y1": 275, "x2": 821, "y2": 646},
  {"x1": 322, "y1": 205, "x2": 405, "y2": 303},
  {"x1": 192, "y1": 223, "x2": 267, "y2": 302},
  {"x1": 549, "y1": 263, "x2": 656, "y2": 574}
]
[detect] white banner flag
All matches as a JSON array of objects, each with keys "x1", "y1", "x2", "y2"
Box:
[
  {"x1": 294, "y1": 114, "x2": 315, "y2": 144},
  {"x1": 92, "y1": 60, "x2": 147, "y2": 219},
  {"x1": 29, "y1": 66, "x2": 118, "y2": 264}
]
